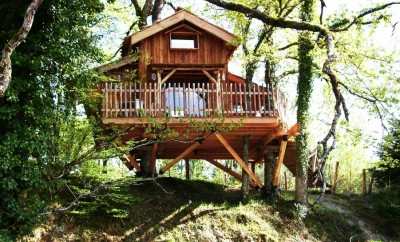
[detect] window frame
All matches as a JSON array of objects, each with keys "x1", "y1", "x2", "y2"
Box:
[{"x1": 169, "y1": 32, "x2": 199, "y2": 50}]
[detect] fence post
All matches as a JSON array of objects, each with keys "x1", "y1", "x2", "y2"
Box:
[
  {"x1": 362, "y1": 169, "x2": 367, "y2": 195},
  {"x1": 368, "y1": 169, "x2": 374, "y2": 194}
]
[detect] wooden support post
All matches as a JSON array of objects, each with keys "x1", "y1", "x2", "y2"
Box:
[
  {"x1": 215, "y1": 132, "x2": 262, "y2": 187},
  {"x1": 159, "y1": 142, "x2": 201, "y2": 174},
  {"x1": 263, "y1": 151, "x2": 275, "y2": 196},
  {"x1": 272, "y1": 136, "x2": 288, "y2": 188},
  {"x1": 148, "y1": 143, "x2": 158, "y2": 176},
  {"x1": 332, "y1": 161, "x2": 339, "y2": 194},
  {"x1": 362, "y1": 169, "x2": 367, "y2": 195},
  {"x1": 123, "y1": 154, "x2": 141, "y2": 172},
  {"x1": 161, "y1": 69, "x2": 177, "y2": 84},
  {"x1": 185, "y1": 159, "x2": 190, "y2": 180},
  {"x1": 156, "y1": 70, "x2": 162, "y2": 114},
  {"x1": 368, "y1": 170, "x2": 374, "y2": 194},
  {"x1": 242, "y1": 135, "x2": 250, "y2": 199}
]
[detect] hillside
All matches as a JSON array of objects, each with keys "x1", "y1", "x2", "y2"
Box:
[{"x1": 20, "y1": 176, "x2": 397, "y2": 242}]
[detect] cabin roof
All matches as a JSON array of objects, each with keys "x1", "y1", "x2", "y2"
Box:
[{"x1": 125, "y1": 9, "x2": 239, "y2": 47}]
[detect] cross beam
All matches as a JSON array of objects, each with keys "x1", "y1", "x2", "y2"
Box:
[
  {"x1": 206, "y1": 159, "x2": 257, "y2": 187},
  {"x1": 159, "y1": 141, "x2": 201, "y2": 174},
  {"x1": 272, "y1": 136, "x2": 288, "y2": 187},
  {"x1": 123, "y1": 154, "x2": 141, "y2": 172},
  {"x1": 215, "y1": 132, "x2": 262, "y2": 187}
]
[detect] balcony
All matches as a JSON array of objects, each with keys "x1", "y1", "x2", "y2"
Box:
[{"x1": 100, "y1": 81, "x2": 288, "y2": 124}]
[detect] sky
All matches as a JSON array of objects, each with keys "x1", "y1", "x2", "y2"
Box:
[{"x1": 97, "y1": 0, "x2": 400, "y2": 162}]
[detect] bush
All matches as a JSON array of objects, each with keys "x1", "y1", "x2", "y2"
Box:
[{"x1": 374, "y1": 119, "x2": 400, "y2": 187}]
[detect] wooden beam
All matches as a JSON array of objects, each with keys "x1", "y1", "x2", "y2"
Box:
[
  {"x1": 250, "y1": 132, "x2": 277, "y2": 156},
  {"x1": 148, "y1": 143, "x2": 159, "y2": 176},
  {"x1": 159, "y1": 141, "x2": 201, "y2": 174},
  {"x1": 206, "y1": 159, "x2": 256, "y2": 187},
  {"x1": 202, "y1": 69, "x2": 217, "y2": 84},
  {"x1": 272, "y1": 136, "x2": 288, "y2": 187},
  {"x1": 161, "y1": 69, "x2": 177, "y2": 84},
  {"x1": 206, "y1": 159, "x2": 241, "y2": 181},
  {"x1": 287, "y1": 123, "x2": 300, "y2": 137},
  {"x1": 123, "y1": 154, "x2": 141, "y2": 172},
  {"x1": 215, "y1": 132, "x2": 262, "y2": 187}
]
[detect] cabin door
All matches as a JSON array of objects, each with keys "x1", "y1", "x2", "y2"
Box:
[{"x1": 164, "y1": 83, "x2": 205, "y2": 117}]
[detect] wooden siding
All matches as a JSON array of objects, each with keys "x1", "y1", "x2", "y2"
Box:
[{"x1": 137, "y1": 23, "x2": 234, "y2": 81}]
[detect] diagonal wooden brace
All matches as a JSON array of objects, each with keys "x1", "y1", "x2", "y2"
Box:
[
  {"x1": 215, "y1": 132, "x2": 262, "y2": 187},
  {"x1": 206, "y1": 159, "x2": 257, "y2": 187},
  {"x1": 123, "y1": 154, "x2": 141, "y2": 172},
  {"x1": 159, "y1": 141, "x2": 201, "y2": 174},
  {"x1": 272, "y1": 136, "x2": 288, "y2": 187}
]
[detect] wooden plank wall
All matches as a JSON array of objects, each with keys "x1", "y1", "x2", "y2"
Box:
[{"x1": 138, "y1": 23, "x2": 234, "y2": 81}]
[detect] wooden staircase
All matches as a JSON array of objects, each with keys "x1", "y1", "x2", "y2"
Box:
[{"x1": 283, "y1": 142, "x2": 325, "y2": 188}]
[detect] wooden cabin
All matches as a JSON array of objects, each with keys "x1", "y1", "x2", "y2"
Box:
[{"x1": 97, "y1": 9, "x2": 302, "y2": 189}]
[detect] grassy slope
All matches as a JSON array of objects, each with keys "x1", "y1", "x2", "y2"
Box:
[{"x1": 23, "y1": 177, "x2": 380, "y2": 242}]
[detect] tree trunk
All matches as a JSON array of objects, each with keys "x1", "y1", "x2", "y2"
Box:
[
  {"x1": 102, "y1": 159, "x2": 108, "y2": 174},
  {"x1": 185, "y1": 159, "x2": 190, "y2": 180},
  {"x1": 0, "y1": 0, "x2": 43, "y2": 96},
  {"x1": 241, "y1": 136, "x2": 250, "y2": 199},
  {"x1": 151, "y1": 0, "x2": 165, "y2": 23},
  {"x1": 263, "y1": 151, "x2": 275, "y2": 196},
  {"x1": 295, "y1": 0, "x2": 315, "y2": 204}
]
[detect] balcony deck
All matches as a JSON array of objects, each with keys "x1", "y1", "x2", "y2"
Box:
[{"x1": 101, "y1": 81, "x2": 288, "y2": 126}]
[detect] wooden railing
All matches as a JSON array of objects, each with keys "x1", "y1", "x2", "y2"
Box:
[{"x1": 100, "y1": 82, "x2": 287, "y2": 120}]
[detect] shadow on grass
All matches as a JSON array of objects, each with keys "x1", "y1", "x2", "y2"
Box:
[
  {"x1": 46, "y1": 178, "x2": 371, "y2": 241},
  {"x1": 54, "y1": 177, "x2": 244, "y2": 241}
]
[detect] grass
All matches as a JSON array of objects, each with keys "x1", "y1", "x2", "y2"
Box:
[{"x1": 21, "y1": 176, "x2": 385, "y2": 242}]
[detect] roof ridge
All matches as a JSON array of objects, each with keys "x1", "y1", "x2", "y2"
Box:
[{"x1": 125, "y1": 9, "x2": 239, "y2": 46}]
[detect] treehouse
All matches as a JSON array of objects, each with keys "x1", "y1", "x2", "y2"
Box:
[{"x1": 97, "y1": 9, "x2": 306, "y2": 189}]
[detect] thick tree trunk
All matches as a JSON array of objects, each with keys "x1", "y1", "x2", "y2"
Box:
[
  {"x1": 151, "y1": 0, "x2": 165, "y2": 23},
  {"x1": 263, "y1": 151, "x2": 275, "y2": 196},
  {"x1": 295, "y1": 0, "x2": 315, "y2": 204},
  {"x1": 185, "y1": 159, "x2": 190, "y2": 180},
  {"x1": 241, "y1": 136, "x2": 250, "y2": 199},
  {"x1": 0, "y1": 0, "x2": 43, "y2": 96}
]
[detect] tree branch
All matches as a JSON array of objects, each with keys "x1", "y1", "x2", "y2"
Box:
[
  {"x1": 278, "y1": 42, "x2": 298, "y2": 51},
  {"x1": 330, "y1": 2, "x2": 400, "y2": 32},
  {"x1": 204, "y1": 0, "x2": 329, "y2": 34},
  {"x1": 0, "y1": 0, "x2": 43, "y2": 96}
]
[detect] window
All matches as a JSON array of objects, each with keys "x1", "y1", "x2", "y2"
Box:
[{"x1": 170, "y1": 33, "x2": 199, "y2": 49}]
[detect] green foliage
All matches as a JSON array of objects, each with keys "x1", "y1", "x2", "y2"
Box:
[
  {"x1": 374, "y1": 119, "x2": 400, "y2": 187},
  {"x1": 364, "y1": 188, "x2": 400, "y2": 237},
  {"x1": 0, "y1": 0, "x2": 105, "y2": 238}
]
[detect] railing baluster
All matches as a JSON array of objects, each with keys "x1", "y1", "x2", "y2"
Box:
[
  {"x1": 252, "y1": 84, "x2": 256, "y2": 116},
  {"x1": 257, "y1": 84, "x2": 261, "y2": 117},
  {"x1": 182, "y1": 82, "x2": 186, "y2": 117},
  {"x1": 229, "y1": 83, "x2": 233, "y2": 115},
  {"x1": 262, "y1": 85, "x2": 266, "y2": 116},
  {"x1": 112, "y1": 83, "x2": 116, "y2": 118},
  {"x1": 104, "y1": 83, "x2": 108, "y2": 118},
  {"x1": 195, "y1": 83, "x2": 199, "y2": 117},
  {"x1": 172, "y1": 82, "x2": 176, "y2": 116},
  {"x1": 144, "y1": 82, "x2": 148, "y2": 116},
  {"x1": 192, "y1": 83, "x2": 195, "y2": 117}
]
